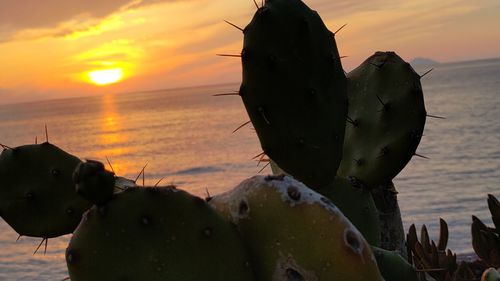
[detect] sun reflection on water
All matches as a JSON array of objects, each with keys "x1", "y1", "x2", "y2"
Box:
[{"x1": 97, "y1": 94, "x2": 134, "y2": 176}]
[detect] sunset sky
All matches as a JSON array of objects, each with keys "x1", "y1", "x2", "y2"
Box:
[{"x1": 0, "y1": 0, "x2": 499, "y2": 104}]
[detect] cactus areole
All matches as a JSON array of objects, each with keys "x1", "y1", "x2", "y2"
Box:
[{"x1": 240, "y1": 0, "x2": 347, "y2": 189}]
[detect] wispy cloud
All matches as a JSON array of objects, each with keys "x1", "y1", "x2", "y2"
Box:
[
  {"x1": 0, "y1": 0, "x2": 130, "y2": 29},
  {"x1": 0, "y1": 0, "x2": 190, "y2": 28},
  {"x1": 0, "y1": 0, "x2": 195, "y2": 42}
]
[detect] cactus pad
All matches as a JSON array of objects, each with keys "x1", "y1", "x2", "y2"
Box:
[
  {"x1": 209, "y1": 175, "x2": 382, "y2": 281},
  {"x1": 66, "y1": 186, "x2": 255, "y2": 281},
  {"x1": 337, "y1": 51, "x2": 426, "y2": 187},
  {"x1": 0, "y1": 143, "x2": 91, "y2": 238},
  {"x1": 240, "y1": 0, "x2": 347, "y2": 188}
]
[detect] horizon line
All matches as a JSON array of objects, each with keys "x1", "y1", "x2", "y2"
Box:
[{"x1": 1, "y1": 55, "x2": 499, "y2": 107}]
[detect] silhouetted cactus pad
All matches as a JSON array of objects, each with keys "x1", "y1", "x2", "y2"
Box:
[
  {"x1": 66, "y1": 186, "x2": 255, "y2": 281},
  {"x1": 0, "y1": 143, "x2": 91, "y2": 238},
  {"x1": 240, "y1": 0, "x2": 347, "y2": 189}
]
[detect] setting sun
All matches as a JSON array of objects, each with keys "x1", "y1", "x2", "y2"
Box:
[{"x1": 88, "y1": 68, "x2": 124, "y2": 85}]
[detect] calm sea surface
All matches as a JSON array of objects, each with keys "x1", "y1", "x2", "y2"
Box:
[{"x1": 0, "y1": 58, "x2": 499, "y2": 280}]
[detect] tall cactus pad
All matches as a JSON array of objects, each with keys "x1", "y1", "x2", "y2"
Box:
[
  {"x1": 241, "y1": 0, "x2": 347, "y2": 188},
  {"x1": 209, "y1": 175, "x2": 382, "y2": 281},
  {"x1": 0, "y1": 143, "x2": 91, "y2": 238},
  {"x1": 337, "y1": 52, "x2": 426, "y2": 186},
  {"x1": 66, "y1": 186, "x2": 255, "y2": 281}
]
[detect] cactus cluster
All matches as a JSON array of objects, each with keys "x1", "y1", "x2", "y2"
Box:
[
  {"x1": 0, "y1": 0, "x2": 496, "y2": 280},
  {"x1": 238, "y1": 0, "x2": 427, "y2": 260},
  {"x1": 0, "y1": 140, "x2": 384, "y2": 280}
]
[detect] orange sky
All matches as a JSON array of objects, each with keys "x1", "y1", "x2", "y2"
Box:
[{"x1": 0, "y1": 0, "x2": 499, "y2": 104}]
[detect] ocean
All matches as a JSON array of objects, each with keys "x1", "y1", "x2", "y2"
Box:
[{"x1": 0, "y1": 58, "x2": 499, "y2": 280}]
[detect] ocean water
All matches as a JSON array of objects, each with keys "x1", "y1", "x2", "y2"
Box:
[{"x1": 0, "y1": 58, "x2": 499, "y2": 280}]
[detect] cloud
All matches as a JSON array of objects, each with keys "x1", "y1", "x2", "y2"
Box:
[
  {"x1": 0, "y1": 0, "x2": 130, "y2": 29},
  {"x1": 310, "y1": 0, "x2": 396, "y2": 17},
  {"x1": 0, "y1": 0, "x2": 190, "y2": 42}
]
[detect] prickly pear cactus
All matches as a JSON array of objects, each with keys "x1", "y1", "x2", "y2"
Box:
[
  {"x1": 209, "y1": 175, "x2": 382, "y2": 281},
  {"x1": 0, "y1": 143, "x2": 91, "y2": 238},
  {"x1": 66, "y1": 186, "x2": 255, "y2": 281},
  {"x1": 240, "y1": 0, "x2": 347, "y2": 189},
  {"x1": 337, "y1": 51, "x2": 426, "y2": 187}
]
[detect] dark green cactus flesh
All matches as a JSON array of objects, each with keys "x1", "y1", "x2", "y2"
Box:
[
  {"x1": 66, "y1": 186, "x2": 255, "y2": 281},
  {"x1": 0, "y1": 143, "x2": 91, "y2": 238},
  {"x1": 337, "y1": 51, "x2": 426, "y2": 187},
  {"x1": 371, "y1": 246, "x2": 418, "y2": 281},
  {"x1": 318, "y1": 177, "x2": 381, "y2": 246},
  {"x1": 73, "y1": 159, "x2": 115, "y2": 206},
  {"x1": 241, "y1": 0, "x2": 347, "y2": 189}
]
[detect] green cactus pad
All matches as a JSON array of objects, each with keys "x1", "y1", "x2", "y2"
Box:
[
  {"x1": 66, "y1": 186, "x2": 255, "y2": 281},
  {"x1": 0, "y1": 143, "x2": 91, "y2": 238},
  {"x1": 337, "y1": 51, "x2": 426, "y2": 187},
  {"x1": 240, "y1": 0, "x2": 347, "y2": 189},
  {"x1": 318, "y1": 177, "x2": 381, "y2": 246},
  {"x1": 209, "y1": 175, "x2": 382, "y2": 281},
  {"x1": 371, "y1": 246, "x2": 418, "y2": 281}
]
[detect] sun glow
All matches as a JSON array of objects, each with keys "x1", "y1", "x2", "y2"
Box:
[{"x1": 88, "y1": 68, "x2": 124, "y2": 85}]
